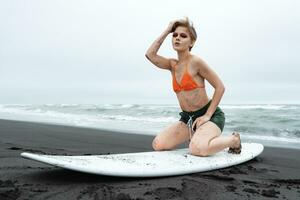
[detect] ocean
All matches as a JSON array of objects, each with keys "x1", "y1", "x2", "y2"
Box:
[{"x1": 0, "y1": 103, "x2": 299, "y2": 149}]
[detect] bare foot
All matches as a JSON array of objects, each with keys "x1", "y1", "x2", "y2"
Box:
[
  {"x1": 228, "y1": 132, "x2": 242, "y2": 154},
  {"x1": 232, "y1": 132, "x2": 241, "y2": 148}
]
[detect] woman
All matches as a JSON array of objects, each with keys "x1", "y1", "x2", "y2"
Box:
[{"x1": 145, "y1": 18, "x2": 241, "y2": 156}]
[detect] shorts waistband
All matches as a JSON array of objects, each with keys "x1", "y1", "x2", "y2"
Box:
[{"x1": 181, "y1": 100, "x2": 212, "y2": 117}]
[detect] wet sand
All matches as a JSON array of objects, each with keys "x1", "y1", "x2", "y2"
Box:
[{"x1": 0, "y1": 119, "x2": 299, "y2": 200}]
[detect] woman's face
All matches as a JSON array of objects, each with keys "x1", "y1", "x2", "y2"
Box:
[{"x1": 172, "y1": 26, "x2": 194, "y2": 52}]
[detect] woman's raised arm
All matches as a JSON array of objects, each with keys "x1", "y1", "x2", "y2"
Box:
[{"x1": 145, "y1": 21, "x2": 176, "y2": 70}]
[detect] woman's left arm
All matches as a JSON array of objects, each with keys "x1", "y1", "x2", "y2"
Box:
[{"x1": 196, "y1": 57, "x2": 225, "y2": 118}]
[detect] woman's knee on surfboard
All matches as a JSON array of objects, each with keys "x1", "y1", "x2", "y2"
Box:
[{"x1": 152, "y1": 121, "x2": 189, "y2": 151}]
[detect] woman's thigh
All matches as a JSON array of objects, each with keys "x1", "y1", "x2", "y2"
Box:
[
  {"x1": 153, "y1": 121, "x2": 190, "y2": 150},
  {"x1": 189, "y1": 121, "x2": 221, "y2": 153}
]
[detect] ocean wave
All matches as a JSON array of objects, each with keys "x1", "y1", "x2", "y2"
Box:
[
  {"x1": 222, "y1": 104, "x2": 299, "y2": 110},
  {"x1": 97, "y1": 114, "x2": 177, "y2": 123},
  {"x1": 40, "y1": 104, "x2": 80, "y2": 108},
  {"x1": 102, "y1": 104, "x2": 139, "y2": 109},
  {"x1": 1, "y1": 104, "x2": 299, "y2": 145},
  {"x1": 241, "y1": 134, "x2": 300, "y2": 144}
]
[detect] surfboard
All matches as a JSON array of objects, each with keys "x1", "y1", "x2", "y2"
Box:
[{"x1": 21, "y1": 143, "x2": 263, "y2": 177}]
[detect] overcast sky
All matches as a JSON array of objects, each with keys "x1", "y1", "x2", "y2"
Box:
[{"x1": 0, "y1": 0, "x2": 299, "y2": 104}]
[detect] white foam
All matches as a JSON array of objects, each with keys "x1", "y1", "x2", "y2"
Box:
[
  {"x1": 59, "y1": 104, "x2": 79, "y2": 107},
  {"x1": 100, "y1": 104, "x2": 135, "y2": 110},
  {"x1": 0, "y1": 104, "x2": 174, "y2": 134},
  {"x1": 222, "y1": 105, "x2": 287, "y2": 110},
  {"x1": 237, "y1": 133, "x2": 300, "y2": 144},
  {"x1": 97, "y1": 114, "x2": 176, "y2": 123},
  {"x1": 0, "y1": 104, "x2": 299, "y2": 149}
]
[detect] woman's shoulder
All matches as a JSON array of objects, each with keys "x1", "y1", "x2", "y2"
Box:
[
  {"x1": 190, "y1": 54, "x2": 206, "y2": 64},
  {"x1": 169, "y1": 58, "x2": 179, "y2": 69},
  {"x1": 191, "y1": 54, "x2": 210, "y2": 68},
  {"x1": 190, "y1": 54, "x2": 211, "y2": 74}
]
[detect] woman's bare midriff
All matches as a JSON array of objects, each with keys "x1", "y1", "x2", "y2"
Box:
[{"x1": 176, "y1": 88, "x2": 210, "y2": 112}]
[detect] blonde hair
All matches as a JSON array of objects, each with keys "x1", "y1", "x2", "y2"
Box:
[{"x1": 171, "y1": 17, "x2": 197, "y2": 51}]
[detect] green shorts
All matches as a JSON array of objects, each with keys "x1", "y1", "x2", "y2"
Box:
[{"x1": 179, "y1": 100, "x2": 225, "y2": 132}]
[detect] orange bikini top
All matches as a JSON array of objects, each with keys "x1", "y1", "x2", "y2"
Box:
[{"x1": 172, "y1": 63, "x2": 205, "y2": 93}]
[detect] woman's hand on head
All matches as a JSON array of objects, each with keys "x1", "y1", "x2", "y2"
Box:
[{"x1": 166, "y1": 20, "x2": 177, "y2": 33}]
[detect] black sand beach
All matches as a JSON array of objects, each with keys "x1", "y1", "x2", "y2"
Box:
[{"x1": 0, "y1": 119, "x2": 299, "y2": 200}]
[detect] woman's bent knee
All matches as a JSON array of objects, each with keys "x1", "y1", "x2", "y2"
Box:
[
  {"x1": 152, "y1": 137, "x2": 164, "y2": 151},
  {"x1": 152, "y1": 136, "x2": 174, "y2": 151},
  {"x1": 189, "y1": 141, "x2": 209, "y2": 157}
]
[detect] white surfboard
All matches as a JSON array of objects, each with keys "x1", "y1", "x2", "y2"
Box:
[{"x1": 21, "y1": 143, "x2": 263, "y2": 177}]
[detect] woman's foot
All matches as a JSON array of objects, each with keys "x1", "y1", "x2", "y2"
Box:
[{"x1": 228, "y1": 132, "x2": 242, "y2": 154}]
